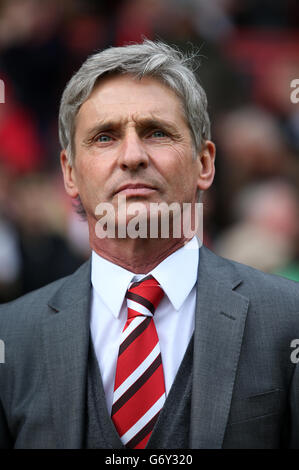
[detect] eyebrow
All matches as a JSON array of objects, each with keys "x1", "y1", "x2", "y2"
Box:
[{"x1": 83, "y1": 116, "x2": 181, "y2": 140}]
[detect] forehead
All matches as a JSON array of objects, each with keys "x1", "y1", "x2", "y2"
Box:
[{"x1": 76, "y1": 74, "x2": 188, "y2": 129}]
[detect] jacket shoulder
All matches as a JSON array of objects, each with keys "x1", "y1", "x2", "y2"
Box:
[
  {"x1": 201, "y1": 246, "x2": 299, "y2": 311},
  {"x1": 0, "y1": 260, "x2": 91, "y2": 326},
  {"x1": 226, "y1": 254, "x2": 298, "y2": 310}
]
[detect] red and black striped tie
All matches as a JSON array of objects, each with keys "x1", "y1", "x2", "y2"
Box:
[{"x1": 111, "y1": 275, "x2": 166, "y2": 449}]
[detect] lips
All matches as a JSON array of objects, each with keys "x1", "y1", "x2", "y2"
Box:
[{"x1": 114, "y1": 183, "x2": 157, "y2": 196}]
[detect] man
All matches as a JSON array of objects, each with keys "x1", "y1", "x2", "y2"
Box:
[{"x1": 0, "y1": 40, "x2": 299, "y2": 449}]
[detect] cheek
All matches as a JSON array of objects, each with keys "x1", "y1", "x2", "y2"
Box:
[
  {"x1": 75, "y1": 156, "x2": 106, "y2": 188},
  {"x1": 160, "y1": 147, "x2": 197, "y2": 185}
]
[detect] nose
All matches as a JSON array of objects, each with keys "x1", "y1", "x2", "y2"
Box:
[{"x1": 118, "y1": 130, "x2": 149, "y2": 171}]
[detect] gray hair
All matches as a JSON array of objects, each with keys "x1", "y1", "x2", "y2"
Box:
[{"x1": 58, "y1": 39, "x2": 211, "y2": 164}]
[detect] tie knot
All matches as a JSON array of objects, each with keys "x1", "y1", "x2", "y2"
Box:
[{"x1": 125, "y1": 275, "x2": 164, "y2": 320}]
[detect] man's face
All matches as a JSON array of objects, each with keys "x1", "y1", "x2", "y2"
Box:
[{"x1": 61, "y1": 74, "x2": 215, "y2": 231}]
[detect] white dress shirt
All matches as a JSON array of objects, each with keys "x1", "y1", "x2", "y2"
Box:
[{"x1": 90, "y1": 236, "x2": 199, "y2": 414}]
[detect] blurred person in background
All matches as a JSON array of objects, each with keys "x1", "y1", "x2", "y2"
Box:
[
  {"x1": 11, "y1": 173, "x2": 87, "y2": 294},
  {"x1": 213, "y1": 180, "x2": 299, "y2": 274},
  {"x1": 0, "y1": 169, "x2": 88, "y2": 302},
  {"x1": 0, "y1": 40, "x2": 298, "y2": 450},
  {"x1": 213, "y1": 106, "x2": 295, "y2": 225}
]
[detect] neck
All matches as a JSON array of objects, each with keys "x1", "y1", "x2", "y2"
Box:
[{"x1": 89, "y1": 230, "x2": 190, "y2": 273}]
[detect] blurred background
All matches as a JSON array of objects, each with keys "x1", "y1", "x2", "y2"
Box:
[{"x1": 0, "y1": 0, "x2": 298, "y2": 302}]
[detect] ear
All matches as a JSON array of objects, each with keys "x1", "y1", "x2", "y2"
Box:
[
  {"x1": 196, "y1": 140, "x2": 216, "y2": 191},
  {"x1": 60, "y1": 150, "x2": 79, "y2": 198}
]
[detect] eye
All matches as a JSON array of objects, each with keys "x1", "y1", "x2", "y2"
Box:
[
  {"x1": 151, "y1": 130, "x2": 167, "y2": 138},
  {"x1": 96, "y1": 134, "x2": 113, "y2": 143}
]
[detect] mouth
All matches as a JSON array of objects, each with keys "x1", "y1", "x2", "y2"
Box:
[{"x1": 114, "y1": 183, "x2": 157, "y2": 197}]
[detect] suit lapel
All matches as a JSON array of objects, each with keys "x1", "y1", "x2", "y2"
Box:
[
  {"x1": 42, "y1": 260, "x2": 92, "y2": 449},
  {"x1": 190, "y1": 246, "x2": 249, "y2": 448}
]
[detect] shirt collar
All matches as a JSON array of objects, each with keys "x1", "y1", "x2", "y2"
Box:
[
  {"x1": 150, "y1": 236, "x2": 199, "y2": 311},
  {"x1": 91, "y1": 236, "x2": 200, "y2": 318}
]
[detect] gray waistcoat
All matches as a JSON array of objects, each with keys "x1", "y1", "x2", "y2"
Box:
[{"x1": 84, "y1": 335, "x2": 193, "y2": 449}]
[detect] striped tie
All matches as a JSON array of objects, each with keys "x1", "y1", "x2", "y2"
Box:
[{"x1": 111, "y1": 275, "x2": 166, "y2": 449}]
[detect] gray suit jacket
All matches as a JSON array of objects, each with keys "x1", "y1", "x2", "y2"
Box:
[{"x1": 0, "y1": 245, "x2": 299, "y2": 449}]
